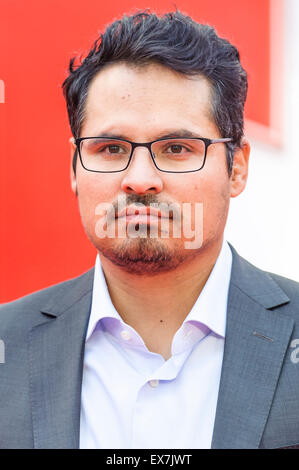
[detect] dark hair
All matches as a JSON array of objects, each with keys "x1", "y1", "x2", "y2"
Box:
[{"x1": 62, "y1": 10, "x2": 248, "y2": 175}]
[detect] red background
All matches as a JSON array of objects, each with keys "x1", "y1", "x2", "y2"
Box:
[{"x1": 0, "y1": 0, "x2": 272, "y2": 302}]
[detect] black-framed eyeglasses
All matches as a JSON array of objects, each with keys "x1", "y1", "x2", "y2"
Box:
[{"x1": 75, "y1": 136, "x2": 233, "y2": 173}]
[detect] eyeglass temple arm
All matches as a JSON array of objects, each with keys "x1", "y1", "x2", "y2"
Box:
[{"x1": 209, "y1": 137, "x2": 233, "y2": 144}]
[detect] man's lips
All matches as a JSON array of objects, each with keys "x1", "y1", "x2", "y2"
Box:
[{"x1": 116, "y1": 205, "x2": 173, "y2": 223}]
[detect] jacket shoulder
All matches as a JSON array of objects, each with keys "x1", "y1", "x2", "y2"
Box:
[
  {"x1": 267, "y1": 271, "x2": 299, "y2": 306},
  {"x1": 0, "y1": 268, "x2": 94, "y2": 328},
  {"x1": 229, "y1": 244, "x2": 299, "y2": 320}
]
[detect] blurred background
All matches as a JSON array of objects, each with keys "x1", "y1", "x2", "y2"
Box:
[{"x1": 0, "y1": 0, "x2": 298, "y2": 302}]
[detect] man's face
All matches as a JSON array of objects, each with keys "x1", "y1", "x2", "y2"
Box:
[{"x1": 71, "y1": 62, "x2": 249, "y2": 274}]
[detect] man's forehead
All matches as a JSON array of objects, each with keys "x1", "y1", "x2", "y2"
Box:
[
  {"x1": 83, "y1": 62, "x2": 214, "y2": 133},
  {"x1": 86, "y1": 61, "x2": 212, "y2": 103}
]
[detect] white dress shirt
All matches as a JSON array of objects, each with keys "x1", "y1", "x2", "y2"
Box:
[{"x1": 79, "y1": 241, "x2": 232, "y2": 449}]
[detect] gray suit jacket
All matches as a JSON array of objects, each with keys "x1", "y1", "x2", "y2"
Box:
[{"x1": 1, "y1": 245, "x2": 299, "y2": 449}]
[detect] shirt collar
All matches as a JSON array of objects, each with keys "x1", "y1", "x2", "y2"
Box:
[
  {"x1": 86, "y1": 240, "x2": 232, "y2": 341},
  {"x1": 184, "y1": 240, "x2": 232, "y2": 338},
  {"x1": 86, "y1": 255, "x2": 123, "y2": 341}
]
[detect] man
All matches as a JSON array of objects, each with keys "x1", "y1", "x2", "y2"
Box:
[{"x1": 0, "y1": 10, "x2": 299, "y2": 449}]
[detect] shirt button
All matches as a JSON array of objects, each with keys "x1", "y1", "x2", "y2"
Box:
[
  {"x1": 149, "y1": 379, "x2": 159, "y2": 388},
  {"x1": 120, "y1": 330, "x2": 131, "y2": 341},
  {"x1": 184, "y1": 329, "x2": 193, "y2": 338}
]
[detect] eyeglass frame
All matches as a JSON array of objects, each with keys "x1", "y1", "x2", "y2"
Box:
[{"x1": 75, "y1": 135, "x2": 233, "y2": 174}]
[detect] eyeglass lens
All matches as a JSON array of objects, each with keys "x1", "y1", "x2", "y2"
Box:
[{"x1": 79, "y1": 138, "x2": 206, "y2": 172}]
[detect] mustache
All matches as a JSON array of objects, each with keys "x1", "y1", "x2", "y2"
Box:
[
  {"x1": 119, "y1": 194, "x2": 161, "y2": 206},
  {"x1": 104, "y1": 195, "x2": 181, "y2": 222}
]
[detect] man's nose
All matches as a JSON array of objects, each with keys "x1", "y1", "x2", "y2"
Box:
[{"x1": 120, "y1": 147, "x2": 163, "y2": 195}]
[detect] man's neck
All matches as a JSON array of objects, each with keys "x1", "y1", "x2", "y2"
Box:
[{"x1": 98, "y1": 238, "x2": 224, "y2": 359}]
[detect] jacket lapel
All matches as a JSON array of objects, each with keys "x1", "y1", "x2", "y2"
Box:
[
  {"x1": 29, "y1": 269, "x2": 94, "y2": 449},
  {"x1": 211, "y1": 249, "x2": 294, "y2": 448}
]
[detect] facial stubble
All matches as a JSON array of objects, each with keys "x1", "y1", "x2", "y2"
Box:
[{"x1": 97, "y1": 227, "x2": 187, "y2": 275}]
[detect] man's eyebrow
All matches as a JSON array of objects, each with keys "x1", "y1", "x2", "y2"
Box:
[
  {"x1": 90, "y1": 132, "x2": 128, "y2": 140},
  {"x1": 155, "y1": 129, "x2": 204, "y2": 139},
  {"x1": 89, "y1": 129, "x2": 204, "y2": 140}
]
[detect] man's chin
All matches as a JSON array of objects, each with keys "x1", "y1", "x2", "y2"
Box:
[{"x1": 97, "y1": 237, "x2": 186, "y2": 275}]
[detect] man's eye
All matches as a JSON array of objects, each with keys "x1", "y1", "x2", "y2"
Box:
[
  {"x1": 169, "y1": 145, "x2": 183, "y2": 153},
  {"x1": 95, "y1": 144, "x2": 126, "y2": 154},
  {"x1": 107, "y1": 145, "x2": 122, "y2": 153},
  {"x1": 165, "y1": 144, "x2": 190, "y2": 154}
]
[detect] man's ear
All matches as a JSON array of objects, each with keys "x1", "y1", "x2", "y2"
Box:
[
  {"x1": 69, "y1": 137, "x2": 78, "y2": 196},
  {"x1": 230, "y1": 138, "x2": 250, "y2": 198}
]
